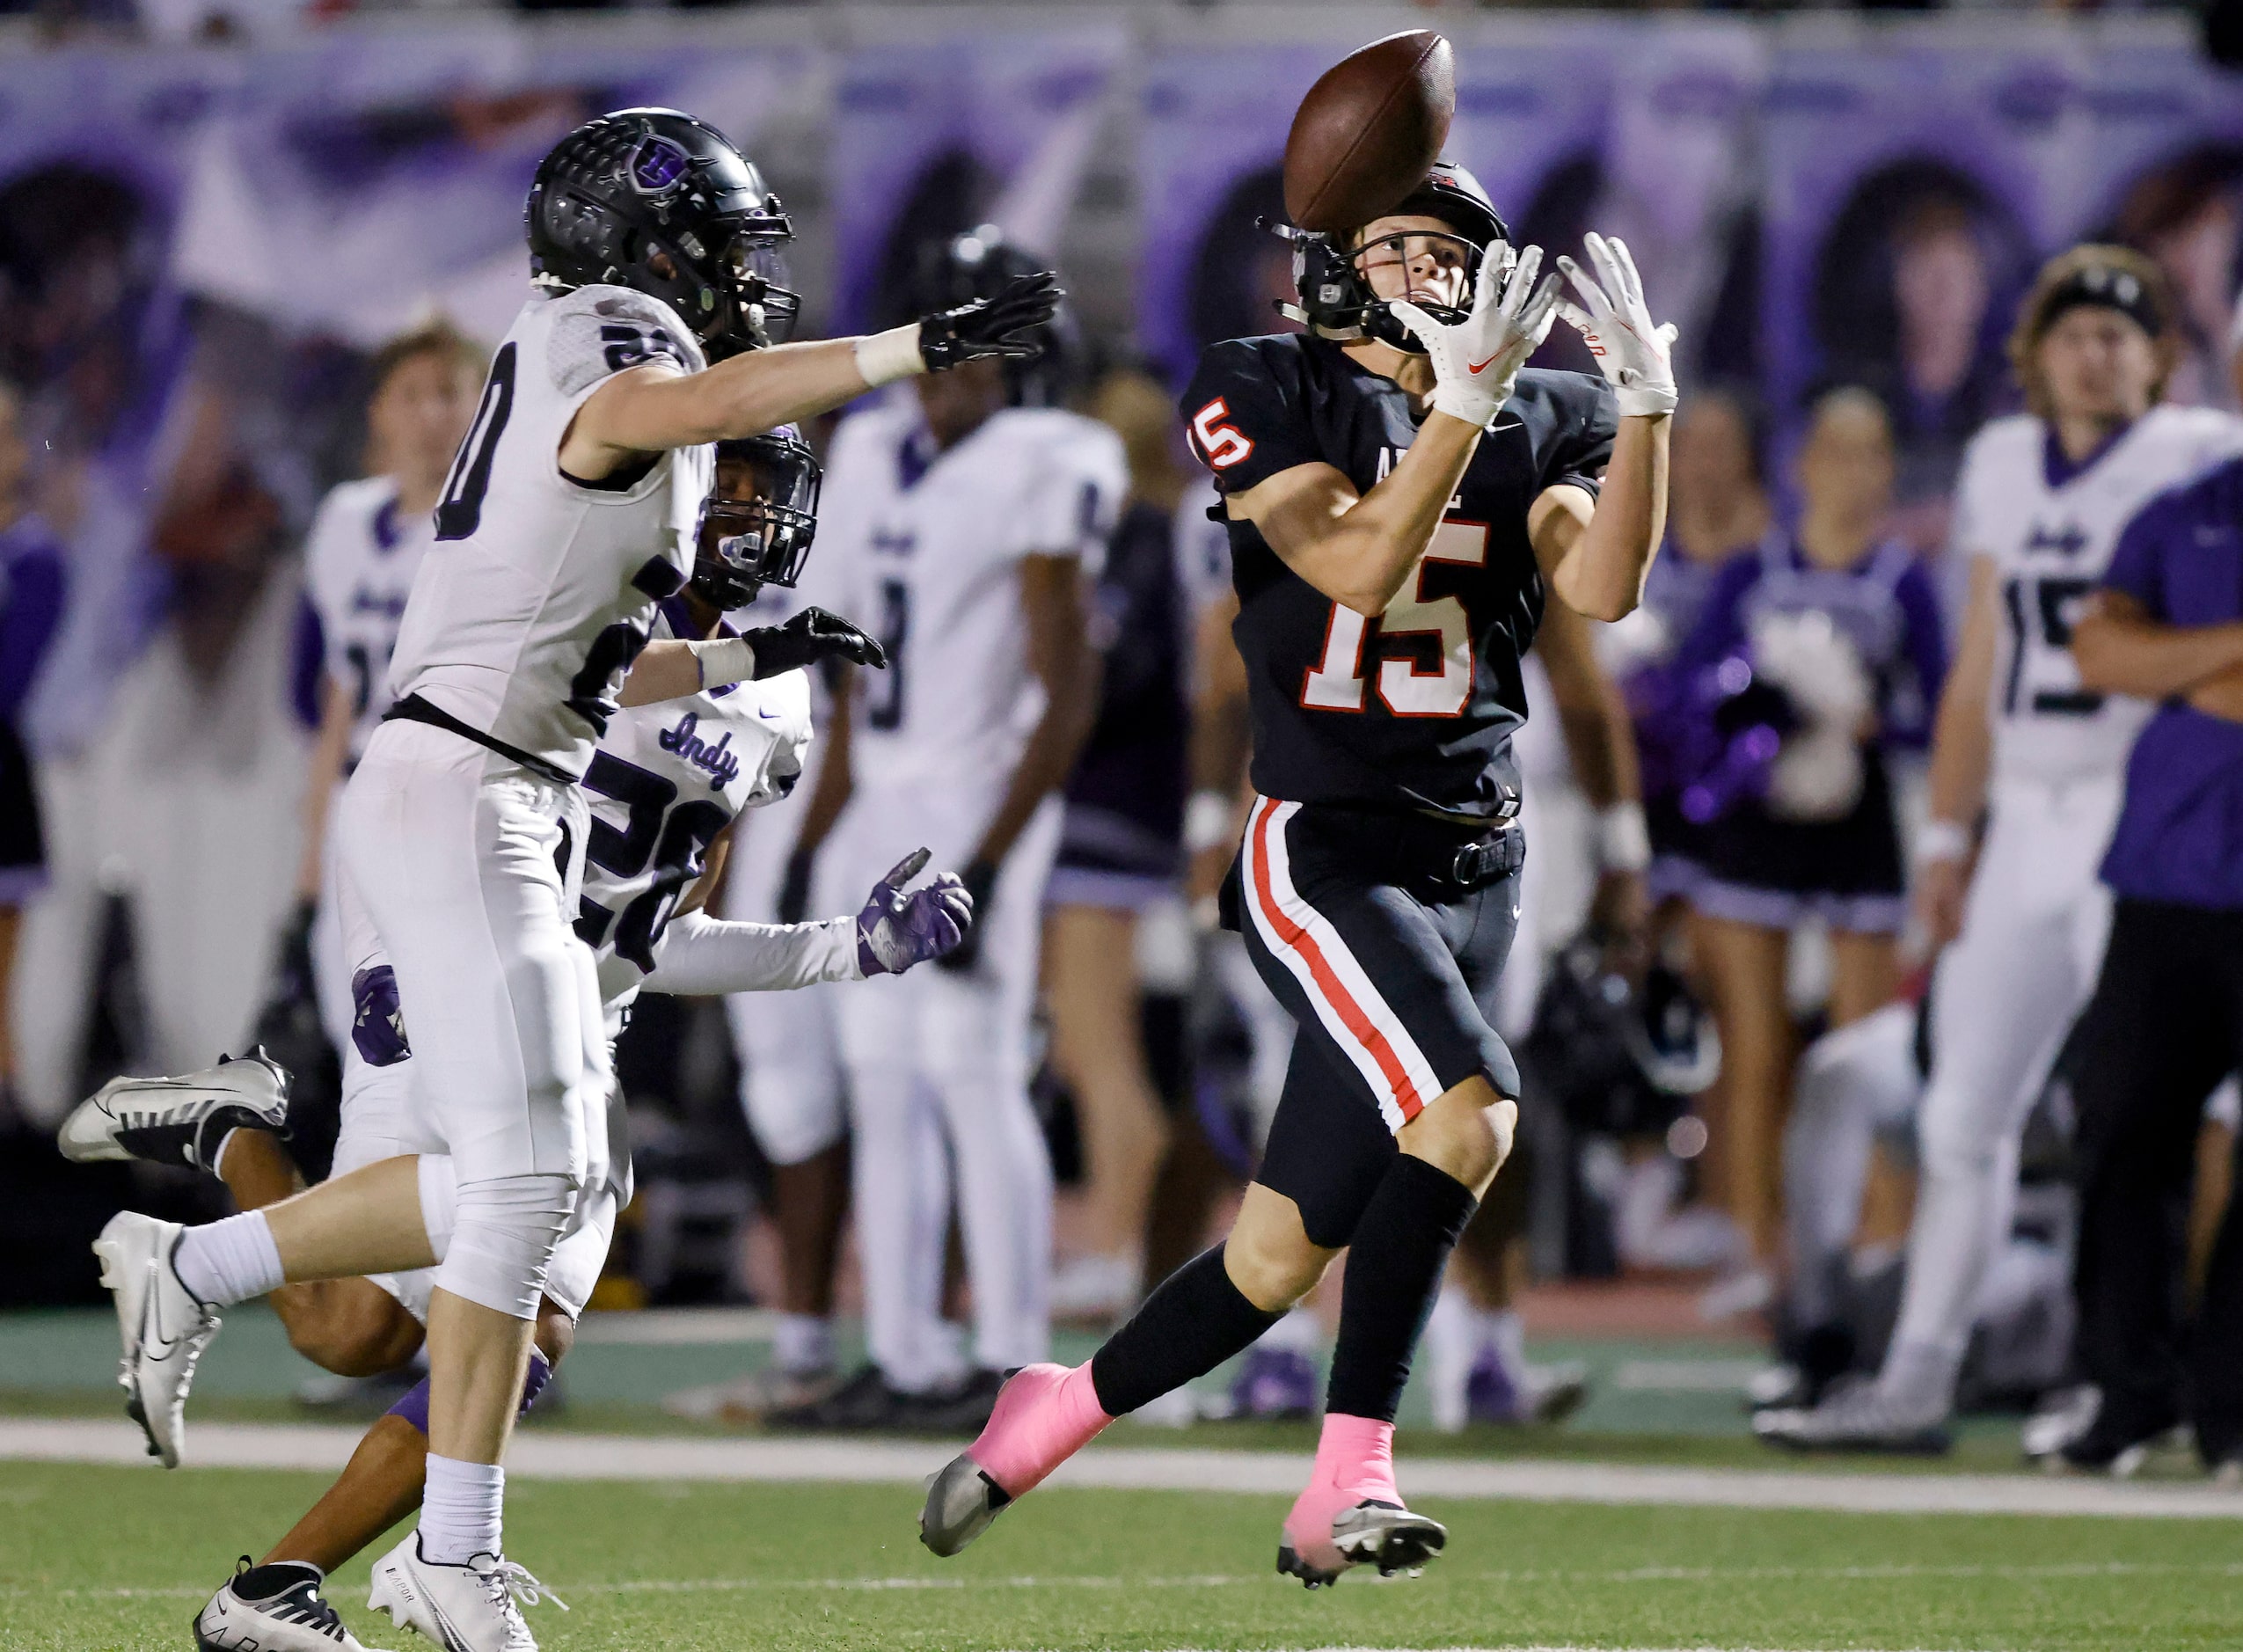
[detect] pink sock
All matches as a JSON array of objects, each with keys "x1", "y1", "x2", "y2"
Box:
[
  {"x1": 1311, "y1": 1413, "x2": 1399, "y2": 1504},
  {"x1": 969, "y1": 1362, "x2": 1112, "y2": 1497}
]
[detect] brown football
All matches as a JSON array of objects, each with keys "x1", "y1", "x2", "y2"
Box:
[{"x1": 1282, "y1": 31, "x2": 1456, "y2": 234}]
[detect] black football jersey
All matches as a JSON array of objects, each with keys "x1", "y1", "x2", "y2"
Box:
[{"x1": 1182, "y1": 333, "x2": 1618, "y2": 821}]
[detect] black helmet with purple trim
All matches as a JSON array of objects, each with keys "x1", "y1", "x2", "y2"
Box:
[
  {"x1": 527, "y1": 107, "x2": 799, "y2": 361},
  {"x1": 693, "y1": 426, "x2": 822, "y2": 610}
]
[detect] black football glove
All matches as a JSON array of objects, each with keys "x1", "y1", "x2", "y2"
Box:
[
  {"x1": 918, "y1": 271, "x2": 1063, "y2": 372},
  {"x1": 743, "y1": 607, "x2": 887, "y2": 679},
  {"x1": 933, "y1": 858, "x2": 1000, "y2": 973}
]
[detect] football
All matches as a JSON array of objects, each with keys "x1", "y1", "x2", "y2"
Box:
[{"x1": 1282, "y1": 30, "x2": 1457, "y2": 234}]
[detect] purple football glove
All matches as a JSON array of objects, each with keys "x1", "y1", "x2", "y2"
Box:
[{"x1": 855, "y1": 848, "x2": 975, "y2": 976}]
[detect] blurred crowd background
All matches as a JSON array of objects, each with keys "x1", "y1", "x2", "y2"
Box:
[{"x1": 1, "y1": 4, "x2": 2240, "y2": 1415}]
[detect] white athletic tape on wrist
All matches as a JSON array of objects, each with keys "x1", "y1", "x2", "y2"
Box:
[
  {"x1": 1914, "y1": 818, "x2": 1973, "y2": 865},
  {"x1": 1183, "y1": 790, "x2": 1236, "y2": 855},
  {"x1": 1596, "y1": 800, "x2": 1653, "y2": 874},
  {"x1": 691, "y1": 636, "x2": 756, "y2": 690},
  {"x1": 853, "y1": 325, "x2": 924, "y2": 388},
  {"x1": 1617, "y1": 383, "x2": 1680, "y2": 419}
]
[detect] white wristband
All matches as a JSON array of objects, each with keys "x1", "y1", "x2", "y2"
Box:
[
  {"x1": 1915, "y1": 818, "x2": 1972, "y2": 865},
  {"x1": 1616, "y1": 382, "x2": 1680, "y2": 419},
  {"x1": 1595, "y1": 800, "x2": 1652, "y2": 874},
  {"x1": 1183, "y1": 790, "x2": 1236, "y2": 855},
  {"x1": 690, "y1": 636, "x2": 756, "y2": 690},
  {"x1": 852, "y1": 325, "x2": 925, "y2": 389}
]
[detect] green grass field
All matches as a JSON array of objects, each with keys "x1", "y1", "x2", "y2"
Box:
[{"x1": 6, "y1": 1460, "x2": 2243, "y2": 1652}]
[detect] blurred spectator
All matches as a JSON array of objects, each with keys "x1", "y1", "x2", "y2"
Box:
[
  {"x1": 2110, "y1": 146, "x2": 2243, "y2": 412},
  {"x1": 1043, "y1": 362, "x2": 1194, "y2": 1320},
  {"x1": 0, "y1": 382, "x2": 65, "y2": 1106},
  {"x1": 1677, "y1": 388, "x2": 1948, "y2": 1274}
]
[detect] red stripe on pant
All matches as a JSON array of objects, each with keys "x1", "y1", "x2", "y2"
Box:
[{"x1": 1248, "y1": 799, "x2": 1425, "y2": 1122}]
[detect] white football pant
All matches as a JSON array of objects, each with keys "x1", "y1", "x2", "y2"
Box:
[
  {"x1": 832, "y1": 788, "x2": 1060, "y2": 1388},
  {"x1": 1890, "y1": 773, "x2": 2120, "y2": 1385},
  {"x1": 335, "y1": 720, "x2": 593, "y2": 1320}
]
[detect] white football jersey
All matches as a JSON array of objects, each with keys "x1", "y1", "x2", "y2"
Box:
[
  {"x1": 1953, "y1": 406, "x2": 2243, "y2": 783},
  {"x1": 577, "y1": 604, "x2": 815, "y2": 1013},
  {"x1": 387, "y1": 284, "x2": 713, "y2": 778},
  {"x1": 303, "y1": 476, "x2": 435, "y2": 764},
  {"x1": 818, "y1": 401, "x2": 1126, "y2": 795}
]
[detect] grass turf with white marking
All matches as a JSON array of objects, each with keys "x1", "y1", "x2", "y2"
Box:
[{"x1": 4, "y1": 1463, "x2": 2240, "y2": 1650}]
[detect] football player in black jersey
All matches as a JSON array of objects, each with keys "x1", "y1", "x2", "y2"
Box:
[{"x1": 921, "y1": 160, "x2": 1676, "y2": 1584}]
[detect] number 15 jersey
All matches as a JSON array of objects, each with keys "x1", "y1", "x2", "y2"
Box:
[
  {"x1": 1951, "y1": 405, "x2": 2243, "y2": 786},
  {"x1": 1183, "y1": 333, "x2": 1616, "y2": 822},
  {"x1": 386, "y1": 284, "x2": 713, "y2": 780}
]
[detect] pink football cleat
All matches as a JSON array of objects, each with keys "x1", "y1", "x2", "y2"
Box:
[
  {"x1": 1278, "y1": 1414, "x2": 1447, "y2": 1587},
  {"x1": 918, "y1": 1362, "x2": 1111, "y2": 1556}
]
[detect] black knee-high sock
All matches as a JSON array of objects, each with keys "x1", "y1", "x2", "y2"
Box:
[
  {"x1": 1090, "y1": 1246, "x2": 1282, "y2": 1416},
  {"x1": 1325, "y1": 1155, "x2": 1479, "y2": 1422}
]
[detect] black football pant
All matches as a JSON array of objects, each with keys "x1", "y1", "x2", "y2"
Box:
[{"x1": 2069, "y1": 899, "x2": 2243, "y2": 1462}]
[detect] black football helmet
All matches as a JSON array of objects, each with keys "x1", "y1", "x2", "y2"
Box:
[
  {"x1": 691, "y1": 426, "x2": 822, "y2": 610},
  {"x1": 527, "y1": 107, "x2": 800, "y2": 361},
  {"x1": 902, "y1": 225, "x2": 1072, "y2": 406},
  {"x1": 1275, "y1": 158, "x2": 1510, "y2": 355},
  {"x1": 1523, "y1": 935, "x2": 1720, "y2": 1139}
]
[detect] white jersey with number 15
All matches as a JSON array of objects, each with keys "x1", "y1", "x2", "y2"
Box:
[{"x1": 1952, "y1": 405, "x2": 2243, "y2": 785}]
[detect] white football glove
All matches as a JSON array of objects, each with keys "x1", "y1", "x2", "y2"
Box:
[
  {"x1": 1555, "y1": 232, "x2": 1679, "y2": 419},
  {"x1": 1389, "y1": 242, "x2": 1562, "y2": 430}
]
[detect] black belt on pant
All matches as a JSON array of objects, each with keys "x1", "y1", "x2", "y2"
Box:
[
  {"x1": 1295, "y1": 803, "x2": 1525, "y2": 897},
  {"x1": 379, "y1": 695, "x2": 580, "y2": 788}
]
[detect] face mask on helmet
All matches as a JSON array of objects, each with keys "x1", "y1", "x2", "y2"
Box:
[
  {"x1": 1268, "y1": 160, "x2": 1510, "y2": 356},
  {"x1": 691, "y1": 430, "x2": 822, "y2": 610}
]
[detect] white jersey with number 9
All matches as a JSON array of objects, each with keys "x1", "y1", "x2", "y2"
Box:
[
  {"x1": 1953, "y1": 405, "x2": 2243, "y2": 785},
  {"x1": 385, "y1": 283, "x2": 713, "y2": 778}
]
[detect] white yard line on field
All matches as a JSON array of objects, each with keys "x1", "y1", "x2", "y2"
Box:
[{"x1": 5, "y1": 1417, "x2": 2241, "y2": 1518}]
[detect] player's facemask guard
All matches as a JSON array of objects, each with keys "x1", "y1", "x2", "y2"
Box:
[{"x1": 691, "y1": 429, "x2": 822, "y2": 610}]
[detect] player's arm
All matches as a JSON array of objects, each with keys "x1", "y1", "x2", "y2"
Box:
[
  {"x1": 1231, "y1": 245, "x2": 1565, "y2": 618},
  {"x1": 1536, "y1": 233, "x2": 1678, "y2": 623},
  {"x1": 1526, "y1": 416, "x2": 1669, "y2": 624},
  {"x1": 2072, "y1": 591, "x2": 2243, "y2": 699},
  {"x1": 617, "y1": 611, "x2": 886, "y2": 708},
  {"x1": 775, "y1": 665, "x2": 857, "y2": 923},
  {"x1": 1914, "y1": 555, "x2": 2000, "y2": 947},
  {"x1": 970, "y1": 553, "x2": 1101, "y2": 872},
  {"x1": 559, "y1": 274, "x2": 1061, "y2": 482},
  {"x1": 642, "y1": 843, "x2": 970, "y2": 994},
  {"x1": 1531, "y1": 597, "x2": 1650, "y2": 944},
  {"x1": 294, "y1": 674, "x2": 353, "y2": 903},
  {"x1": 1185, "y1": 588, "x2": 1253, "y2": 906}
]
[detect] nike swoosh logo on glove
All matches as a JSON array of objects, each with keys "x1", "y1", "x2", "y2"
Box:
[{"x1": 1466, "y1": 354, "x2": 1499, "y2": 376}]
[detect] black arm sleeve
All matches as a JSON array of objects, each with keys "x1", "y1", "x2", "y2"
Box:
[{"x1": 1180, "y1": 339, "x2": 1323, "y2": 498}]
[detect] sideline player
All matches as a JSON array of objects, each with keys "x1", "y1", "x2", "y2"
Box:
[
  {"x1": 1758, "y1": 245, "x2": 2243, "y2": 1452},
  {"x1": 296, "y1": 322, "x2": 486, "y2": 1053},
  {"x1": 919, "y1": 162, "x2": 1674, "y2": 1582},
  {"x1": 66, "y1": 440, "x2": 973, "y2": 1651},
  {"x1": 776, "y1": 230, "x2": 1124, "y2": 1429},
  {"x1": 87, "y1": 106, "x2": 1056, "y2": 1648}
]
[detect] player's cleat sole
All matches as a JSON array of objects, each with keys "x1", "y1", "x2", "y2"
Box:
[
  {"x1": 62, "y1": 1049, "x2": 292, "y2": 1174},
  {"x1": 918, "y1": 1452, "x2": 1013, "y2": 1557},
  {"x1": 1277, "y1": 1501, "x2": 1448, "y2": 1588},
  {"x1": 93, "y1": 1211, "x2": 220, "y2": 1469}
]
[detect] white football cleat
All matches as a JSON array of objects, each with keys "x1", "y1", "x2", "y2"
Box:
[
  {"x1": 62, "y1": 1049, "x2": 291, "y2": 1173},
  {"x1": 367, "y1": 1533, "x2": 564, "y2": 1652},
  {"x1": 92, "y1": 1210, "x2": 220, "y2": 1468},
  {"x1": 195, "y1": 1557, "x2": 389, "y2": 1651}
]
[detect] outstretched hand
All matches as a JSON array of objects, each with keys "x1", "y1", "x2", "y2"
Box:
[
  {"x1": 1554, "y1": 233, "x2": 1678, "y2": 419},
  {"x1": 855, "y1": 848, "x2": 975, "y2": 976},
  {"x1": 1390, "y1": 242, "x2": 1563, "y2": 430},
  {"x1": 918, "y1": 271, "x2": 1063, "y2": 372},
  {"x1": 742, "y1": 607, "x2": 887, "y2": 679}
]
